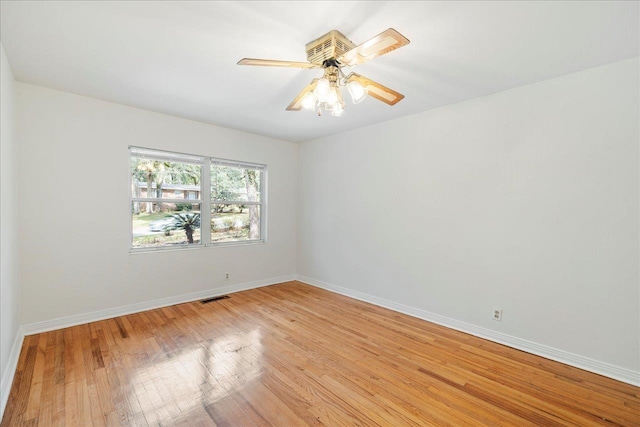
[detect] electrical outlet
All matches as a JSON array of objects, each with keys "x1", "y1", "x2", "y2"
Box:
[
  {"x1": 493, "y1": 308, "x2": 502, "y2": 321},
  {"x1": 225, "y1": 273, "x2": 230, "y2": 280}
]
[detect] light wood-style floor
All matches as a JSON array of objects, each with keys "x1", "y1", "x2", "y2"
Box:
[{"x1": 2, "y1": 281, "x2": 639, "y2": 426}]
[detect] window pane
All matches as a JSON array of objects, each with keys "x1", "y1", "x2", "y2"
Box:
[
  {"x1": 211, "y1": 204, "x2": 261, "y2": 243},
  {"x1": 132, "y1": 202, "x2": 201, "y2": 248},
  {"x1": 211, "y1": 166, "x2": 261, "y2": 202},
  {"x1": 131, "y1": 158, "x2": 201, "y2": 199}
]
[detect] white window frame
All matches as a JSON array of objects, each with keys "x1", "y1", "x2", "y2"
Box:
[{"x1": 129, "y1": 146, "x2": 267, "y2": 252}]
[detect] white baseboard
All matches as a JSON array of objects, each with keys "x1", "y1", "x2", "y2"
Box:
[
  {"x1": 296, "y1": 275, "x2": 640, "y2": 387},
  {"x1": 21, "y1": 274, "x2": 296, "y2": 336},
  {"x1": 1, "y1": 328, "x2": 24, "y2": 420}
]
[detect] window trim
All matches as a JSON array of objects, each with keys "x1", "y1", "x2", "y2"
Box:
[{"x1": 129, "y1": 146, "x2": 267, "y2": 252}]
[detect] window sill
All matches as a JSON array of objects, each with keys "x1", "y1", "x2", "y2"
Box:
[{"x1": 129, "y1": 240, "x2": 266, "y2": 254}]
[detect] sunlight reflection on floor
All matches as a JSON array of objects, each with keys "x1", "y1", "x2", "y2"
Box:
[{"x1": 129, "y1": 328, "x2": 263, "y2": 423}]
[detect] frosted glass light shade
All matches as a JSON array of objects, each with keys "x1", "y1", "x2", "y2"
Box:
[
  {"x1": 326, "y1": 86, "x2": 339, "y2": 105},
  {"x1": 314, "y1": 78, "x2": 330, "y2": 101},
  {"x1": 302, "y1": 93, "x2": 316, "y2": 110},
  {"x1": 347, "y1": 81, "x2": 367, "y2": 104}
]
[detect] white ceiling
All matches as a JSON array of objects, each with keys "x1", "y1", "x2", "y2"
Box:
[{"x1": 1, "y1": 1, "x2": 638, "y2": 143}]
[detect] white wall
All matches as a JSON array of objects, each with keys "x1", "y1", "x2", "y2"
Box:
[
  {"x1": 298, "y1": 58, "x2": 639, "y2": 376},
  {"x1": 0, "y1": 44, "x2": 21, "y2": 409},
  {"x1": 16, "y1": 83, "x2": 298, "y2": 326}
]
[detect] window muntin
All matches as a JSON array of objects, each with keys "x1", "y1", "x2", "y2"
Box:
[{"x1": 130, "y1": 147, "x2": 266, "y2": 251}]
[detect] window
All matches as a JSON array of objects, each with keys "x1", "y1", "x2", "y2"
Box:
[
  {"x1": 211, "y1": 161, "x2": 264, "y2": 244},
  {"x1": 130, "y1": 147, "x2": 266, "y2": 251}
]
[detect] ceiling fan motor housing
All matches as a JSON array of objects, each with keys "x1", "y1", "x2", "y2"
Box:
[{"x1": 305, "y1": 30, "x2": 356, "y2": 64}]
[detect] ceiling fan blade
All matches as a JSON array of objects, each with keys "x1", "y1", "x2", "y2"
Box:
[
  {"x1": 337, "y1": 28, "x2": 410, "y2": 67},
  {"x1": 346, "y1": 73, "x2": 404, "y2": 106},
  {"x1": 286, "y1": 79, "x2": 319, "y2": 111},
  {"x1": 237, "y1": 58, "x2": 320, "y2": 69}
]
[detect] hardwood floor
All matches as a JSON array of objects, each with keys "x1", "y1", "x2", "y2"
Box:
[{"x1": 2, "y1": 281, "x2": 639, "y2": 426}]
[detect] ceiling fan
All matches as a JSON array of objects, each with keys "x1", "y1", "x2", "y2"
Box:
[{"x1": 237, "y1": 28, "x2": 410, "y2": 116}]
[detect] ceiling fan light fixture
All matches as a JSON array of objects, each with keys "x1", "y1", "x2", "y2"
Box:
[
  {"x1": 301, "y1": 93, "x2": 316, "y2": 110},
  {"x1": 331, "y1": 103, "x2": 344, "y2": 117},
  {"x1": 314, "y1": 78, "x2": 330, "y2": 101},
  {"x1": 347, "y1": 80, "x2": 367, "y2": 104},
  {"x1": 326, "y1": 85, "x2": 339, "y2": 105}
]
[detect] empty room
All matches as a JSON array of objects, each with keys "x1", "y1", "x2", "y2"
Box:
[{"x1": 0, "y1": 1, "x2": 638, "y2": 426}]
